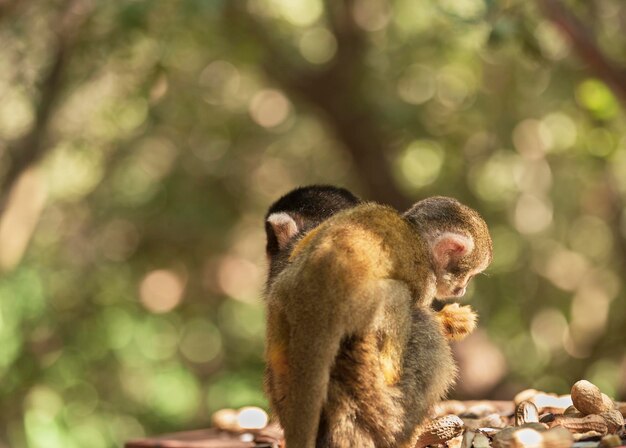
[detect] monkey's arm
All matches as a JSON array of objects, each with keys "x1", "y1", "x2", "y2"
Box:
[{"x1": 436, "y1": 303, "x2": 477, "y2": 341}]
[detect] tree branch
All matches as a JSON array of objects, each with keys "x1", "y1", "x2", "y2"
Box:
[
  {"x1": 0, "y1": 0, "x2": 93, "y2": 215},
  {"x1": 223, "y1": 1, "x2": 409, "y2": 209},
  {"x1": 537, "y1": 0, "x2": 626, "y2": 106}
]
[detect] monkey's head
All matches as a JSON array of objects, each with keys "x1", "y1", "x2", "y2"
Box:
[
  {"x1": 404, "y1": 196, "x2": 492, "y2": 299},
  {"x1": 264, "y1": 185, "x2": 361, "y2": 284}
]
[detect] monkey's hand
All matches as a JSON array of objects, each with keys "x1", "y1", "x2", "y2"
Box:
[{"x1": 436, "y1": 303, "x2": 477, "y2": 341}]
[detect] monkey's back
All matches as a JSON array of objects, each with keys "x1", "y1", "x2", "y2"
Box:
[{"x1": 284, "y1": 203, "x2": 433, "y2": 304}]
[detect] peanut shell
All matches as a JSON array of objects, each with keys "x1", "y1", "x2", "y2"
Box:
[
  {"x1": 460, "y1": 430, "x2": 476, "y2": 448},
  {"x1": 571, "y1": 380, "x2": 611, "y2": 415},
  {"x1": 211, "y1": 408, "x2": 239, "y2": 431},
  {"x1": 515, "y1": 401, "x2": 539, "y2": 426},
  {"x1": 548, "y1": 414, "x2": 608, "y2": 435},
  {"x1": 600, "y1": 409, "x2": 624, "y2": 434},
  {"x1": 617, "y1": 402, "x2": 626, "y2": 418},
  {"x1": 563, "y1": 405, "x2": 581, "y2": 417},
  {"x1": 414, "y1": 415, "x2": 465, "y2": 448},
  {"x1": 473, "y1": 432, "x2": 491, "y2": 448},
  {"x1": 514, "y1": 389, "x2": 540, "y2": 406},
  {"x1": 541, "y1": 426, "x2": 574, "y2": 448}
]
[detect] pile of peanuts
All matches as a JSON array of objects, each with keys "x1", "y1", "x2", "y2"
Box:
[
  {"x1": 210, "y1": 380, "x2": 624, "y2": 448},
  {"x1": 424, "y1": 380, "x2": 625, "y2": 448}
]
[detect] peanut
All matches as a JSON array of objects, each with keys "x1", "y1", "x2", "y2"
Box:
[
  {"x1": 493, "y1": 426, "x2": 571, "y2": 448},
  {"x1": 515, "y1": 401, "x2": 539, "y2": 426},
  {"x1": 541, "y1": 426, "x2": 575, "y2": 448},
  {"x1": 563, "y1": 406, "x2": 582, "y2": 417},
  {"x1": 211, "y1": 408, "x2": 239, "y2": 431},
  {"x1": 505, "y1": 428, "x2": 543, "y2": 448},
  {"x1": 460, "y1": 430, "x2": 475, "y2": 448},
  {"x1": 447, "y1": 434, "x2": 464, "y2": 448},
  {"x1": 237, "y1": 406, "x2": 269, "y2": 430},
  {"x1": 414, "y1": 415, "x2": 465, "y2": 448},
  {"x1": 617, "y1": 402, "x2": 626, "y2": 418},
  {"x1": 547, "y1": 414, "x2": 608, "y2": 435},
  {"x1": 600, "y1": 409, "x2": 624, "y2": 434},
  {"x1": 571, "y1": 380, "x2": 612, "y2": 415},
  {"x1": 464, "y1": 414, "x2": 507, "y2": 430},
  {"x1": 531, "y1": 394, "x2": 572, "y2": 414},
  {"x1": 211, "y1": 406, "x2": 269, "y2": 432},
  {"x1": 473, "y1": 432, "x2": 492, "y2": 448}
]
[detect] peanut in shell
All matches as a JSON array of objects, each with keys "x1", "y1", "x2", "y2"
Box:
[
  {"x1": 414, "y1": 415, "x2": 465, "y2": 448},
  {"x1": 600, "y1": 409, "x2": 624, "y2": 434},
  {"x1": 571, "y1": 380, "x2": 612, "y2": 415}
]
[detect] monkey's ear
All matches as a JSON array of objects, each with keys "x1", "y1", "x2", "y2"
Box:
[
  {"x1": 432, "y1": 232, "x2": 474, "y2": 268},
  {"x1": 266, "y1": 212, "x2": 299, "y2": 250}
]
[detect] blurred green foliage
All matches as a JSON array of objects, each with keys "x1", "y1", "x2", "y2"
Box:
[{"x1": 0, "y1": 0, "x2": 625, "y2": 446}]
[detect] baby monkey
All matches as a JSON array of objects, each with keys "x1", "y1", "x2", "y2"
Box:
[
  {"x1": 265, "y1": 189, "x2": 492, "y2": 448},
  {"x1": 264, "y1": 184, "x2": 361, "y2": 285}
]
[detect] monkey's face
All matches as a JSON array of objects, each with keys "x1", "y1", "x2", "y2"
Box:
[
  {"x1": 435, "y1": 255, "x2": 489, "y2": 299},
  {"x1": 435, "y1": 270, "x2": 474, "y2": 298}
]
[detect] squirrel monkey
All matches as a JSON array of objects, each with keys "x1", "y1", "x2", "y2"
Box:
[
  {"x1": 265, "y1": 191, "x2": 492, "y2": 447},
  {"x1": 264, "y1": 185, "x2": 361, "y2": 419}
]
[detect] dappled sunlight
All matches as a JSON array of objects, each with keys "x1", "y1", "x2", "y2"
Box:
[
  {"x1": 395, "y1": 140, "x2": 444, "y2": 192},
  {"x1": 530, "y1": 308, "x2": 567, "y2": 353},
  {"x1": 352, "y1": 0, "x2": 392, "y2": 32},
  {"x1": 542, "y1": 249, "x2": 589, "y2": 292},
  {"x1": 455, "y1": 330, "x2": 508, "y2": 397},
  {"x1": 541, "y1": 113, "x2": 578, "y2": 152},
  {"x1": 0, "y1": 1, "x2": 625, "y2": 446},
  {"x1": 0, "y1": 88, "x2": 33, "y2": 140},
  {"x1": 569, "y1": 288, "x2": 611, "y2": 346},
  {"x1": 534, "y1": 21, "x2": 570, "y2": 60},
  {"x1": 436, "y1": 65, "x2": 477, "y2": 111},
  {"x1": 249, "y1": 89, "x2": 292, "y2": 129},
  {"x1": 513, "y1": 159, "x2": 552, "y2": 194},
  {"x1": 0, "y1": 169, "x2": 47, "y2": 271},
  {"x1": 513, "y1": 119, "x2": 551, "y2": 161},
  {"x1": 299, "y1": 28, "x2": 337, "y2": 65},
  {"x1": 179, "y1": 319, "x2": 223, "y2": 364},
  {"x1": 489, "y1": 226, "x2": 523, "y2": 272},
  {"x1": 260, "y1": 0, "x2": 323, "y2": 26},
  {"x1": 199, "y1": 61, "x2": 242, "y2": 107},
  {"x1": 397, "y1": 64, "x2": 436, "y2": 105},
  {"x1": 45, "y1": 143, "x2": 105, "y2": 201},
  {"x1": 513, "y1": 193, "x2": 553, "y2": 235},
  {"x1": 139, "y1": 269, "x2": 186, "y2": 313},
  {"x1": 576, "y1": 78, "x2": 620, "y2": 120},
  {"x1": 469, "y1": 152, "x2": 521, "y2": 203},
  {"x1": 216, "y1": 255, "x2": 263, "y2": 303}
]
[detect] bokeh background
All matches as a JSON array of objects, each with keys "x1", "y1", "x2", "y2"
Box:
[{"x1": 0, "y1": 0, "x2": 625, "y2": 446}]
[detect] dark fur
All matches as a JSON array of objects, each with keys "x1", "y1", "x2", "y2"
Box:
[{"x1": 265, "y1": 185, "x2": 360, "y2": 284}]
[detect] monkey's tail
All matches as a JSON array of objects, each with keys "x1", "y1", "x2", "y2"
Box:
[{"x1": 281, "y1": 314, "x2": 345, "y2": 448}]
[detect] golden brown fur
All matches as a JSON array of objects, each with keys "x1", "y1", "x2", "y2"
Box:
[{"x1": 265, "y1": 200, "x2": 492, "y2": 448}]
